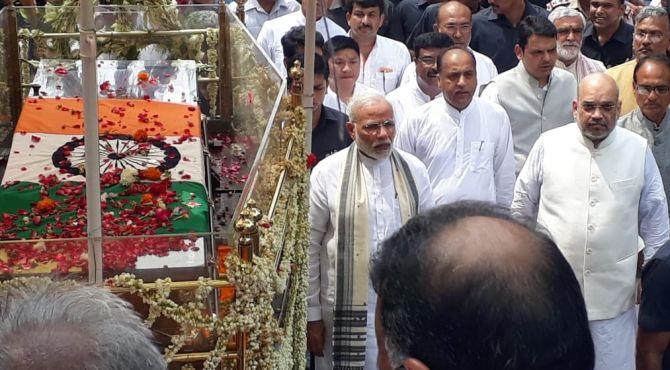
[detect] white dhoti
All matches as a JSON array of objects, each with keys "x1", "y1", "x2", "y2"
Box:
[{"x1": 589, "y1": 307, "x2": 636, "y2": 370}]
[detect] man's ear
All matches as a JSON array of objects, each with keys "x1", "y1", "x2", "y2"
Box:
[
  {"x1": 514, "y1": 44, "x2": 523, "y2": 61},
  {"x1": 403, "y1": 358, "x2": 431, "y2": 370},
  {"x1": 346, "y1": 122, "x2": 356, "y2": 140}
]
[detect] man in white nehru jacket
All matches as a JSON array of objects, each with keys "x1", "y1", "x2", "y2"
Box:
[{"x1": 513, "y1": 73, "x2": 670, "y2": 370}]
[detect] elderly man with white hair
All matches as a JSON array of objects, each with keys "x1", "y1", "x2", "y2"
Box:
[
  {"x1": 307, "y1": 92, "x2": 434, "y2": 370},
  {"x1": 549, "y1": 7, "x2": 606, "y2": 83}
]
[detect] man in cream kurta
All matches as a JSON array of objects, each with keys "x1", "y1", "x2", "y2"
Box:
[
  {"x1": 606, "y1": 6, "x2": 670, "y2": 117},
  {"x1": 308, "y1": 94, "x2": 434, "y2": 370},
  {"x1": 512, "y1": 73, "x2": 670, "y2": 370},
  {"x1": 396, "y1": 46, "x2": 516, "y2": 206}
]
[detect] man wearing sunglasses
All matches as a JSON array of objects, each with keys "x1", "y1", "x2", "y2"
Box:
[
  {"x1": 513, "y1": 72, "x2": 670, "y2": 370},
  {"x1": 619, "y1": 54, "x2": 670, "y2": 205},
  {"x1": 307, "y1": 92, "x2": 434, "y2": 370}
]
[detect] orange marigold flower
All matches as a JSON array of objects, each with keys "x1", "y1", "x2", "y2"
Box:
[
  {"x1": 133, "y1": 129, "x2": 148, "y2": 142},
  {"x1": 140, "y1": 193, "x2": 154, "y2": 204},
  {"x1": 36, "y1": 197, "x2": 57, "y2": 213},
  {"x1": 139, "y1": 167, "x2": 162, "y2": 181},
  {"x1": 137, "y1": 71, "x2": 150, "y2": 82}
]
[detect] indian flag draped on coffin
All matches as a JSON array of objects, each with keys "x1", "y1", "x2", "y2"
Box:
[{"x1": 0, "y1": 97, "x2": 209, "y2": 273}]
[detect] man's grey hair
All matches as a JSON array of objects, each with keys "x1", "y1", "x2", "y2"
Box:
[
  {"x1": 347, "y1": 91, "x2": 392, "y2": 123},
  {"x1": 548, "y1": 7, "x2": 586, "y2": 28},
  {"x1": 0, "y1": 278, "x2": 166, "y2": 370},
  {"x1": 635, "y1": 6, "x2": 668, "y2": 25}
]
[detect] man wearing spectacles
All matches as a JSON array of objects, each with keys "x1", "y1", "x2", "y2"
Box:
[
  {"x1": 397, "y1": 45, "x2": 516, "y2": 206},
  {"x1": 619, "y1": 54, "x2": 670, "y2": 206},
  {"x1": 513, "y1": 72, "x2": 670, "y2": 370},
  {"x1": 386, "y1": 32, "x2": 452, "y2": 125},
  {"x1": 549, "y1": 7, "x2": 606, "y2": 83},
  {"x1": 606, "y1": 6, "x2": 670, "y2": 116},
  {"x1": 400, "y1": 1, "x2": 499, "y2": 96},
  {"x1": 307, "y1": 93, "x2": 434, "y2": 370}
]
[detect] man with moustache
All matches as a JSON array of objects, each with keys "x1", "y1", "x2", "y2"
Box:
[
  {"x1": 607, "y1": 6, "x2": 670, "y2": 116},
  {"x1": 346, "y1": 0, "x2": 411, "y2": 94},
  {"x1": 386, "y1": 32, "x2": 453, "y2": 124},
  {"x1": 581, "y1": 0, "x2": 633, "y2": 68},
  {"x1": 307, "y1": 92, "x2": 434, "y2": 370},
  {"x1": 619, "y1": 54, "x2": 670, "y2": 204},
  {"x1": 397, "y1": 46, "x2": 516, "y2": 206},
  {"x1": 323, "y1": 36, "x2": 380, "y2": 115},
  {"x1": 400, "y1": 1, "x2": 498, "y2": 96},
  {"x1": 513, "y1": 73, "x2": 670, "y2": 370},
  {"x1": 549, "y1": 7, "x2": 606, "y2": 83},
  {"x1": 482, "y1": 15, "x2": 577, "y2": 172},
  {"x1": 257, "y1": 0, "x2": 346, "y2": 77}
]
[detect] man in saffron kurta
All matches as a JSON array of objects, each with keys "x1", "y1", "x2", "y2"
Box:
[
  {"x1": 512, "y1": 73, "x2": 670, "y2": 370},
  {"x1": 307, "y1": 93, "x2": 433, "y2": 370}
]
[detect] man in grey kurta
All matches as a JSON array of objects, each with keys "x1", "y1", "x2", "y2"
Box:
[
  {"x1": 481, "y1": 16, "x2": 577, "y2": 173},
  {"x1": 618, "y1": 54, "x2": 670, "y2": 204}
]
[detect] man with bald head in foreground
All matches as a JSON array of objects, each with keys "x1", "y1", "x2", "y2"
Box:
[
  {"x1": 513, "y1": 73, "x2": 670, "y2": 370},
  {"x1": 371, "y1": 201, "x2": 595, "y2": 370}
]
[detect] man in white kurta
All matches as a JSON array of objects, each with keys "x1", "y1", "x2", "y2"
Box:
[
  {"x1": 307, "y1": 94, "x2": 434, "y2": 370},
  {"x1": 386, "y1": 32, "x2": 453, "y2": 125},
  {"x1": 256, "y1": 0, "x2": 346, "y2": 77},
  {"x1": 346, "y1": 0, "x2": 411, "y2": 94},
  {"x1": 324, "y1": 82, "x2": 378, "y2": 115},
  {"x1": 481, "y1": 16, "x2": 577, "y2": 173},
  {"x1": 512, "y1": 73, "x2": 670, "y2": 370},
  {"x1": 399, "y1": 1, "x2": 498, "y2": 96},
  {"x1": 397, "y1": 46, "x2": 516, "y2": 206},
  {"x1": 227, "y1": 0, "x2": 300, "y2": 38}
]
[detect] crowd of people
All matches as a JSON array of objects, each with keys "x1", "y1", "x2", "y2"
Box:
[
  {"x1": 3, "y1": 0, "x2": 670, "y2": 368},
  {"x1": 258, "y1": 0, "x2": 670, "y2": 368}
]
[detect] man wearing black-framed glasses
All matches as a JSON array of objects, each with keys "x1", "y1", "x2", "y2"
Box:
[
  {"x1": 606, "y1": 6, "x2": 670, "y2": 116},
  {"x1": 619, "y1": 54, "x2": 670, "y2": 206}
]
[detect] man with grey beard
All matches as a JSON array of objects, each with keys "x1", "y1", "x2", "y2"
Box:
[
  {"x1": 549, "y1": 7, "x2": 606, "y2": 83},
  {"x1": 307, "y1": 92, "x2": 433, "y2": 369}
]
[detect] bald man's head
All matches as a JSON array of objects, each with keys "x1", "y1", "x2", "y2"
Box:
[
  {"x1": 371, "y1": 201, "x2": 594, "y2": 370},
  {"x1": 435, "y1": 1, "x2": 473, "y2": 46},
  {"x1": 573, "y1": 73, "x2": 621, "y2": 147},
  {"x1": 578, "y1": 72, "x2": 619, "y2": 101}
]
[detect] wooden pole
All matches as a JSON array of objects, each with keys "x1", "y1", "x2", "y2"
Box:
[
  {"x1": 218, "y1": 4, "x2": 234, "y2": 123},
  {"x1": 79, "y1": 0, "x2": 103, "y2": 285},
  {"x1": 6, "y1": 3, "x2": 22, "y2": 124}
]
